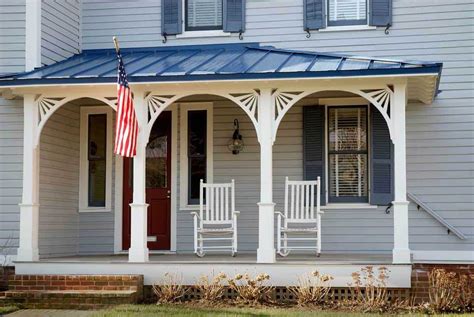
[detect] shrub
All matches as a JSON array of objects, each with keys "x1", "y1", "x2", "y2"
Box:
[
  {"x1": 227, "y1": 273, "x2": 273, "y2": 305},
  {"x1": 348, "y1": 266, "x2": 390, "y2": 312},
  {"x1": 195, "y1": 272, "x2": 227, "y2": 303},
  {"x1": 289, "y1": 271, "x2": 333, "y2": 306},
  {"x1": 152, "y1": 272, "x2": 189, "y2": 304},
  {"x1": 428, "y1": 268, "x2": 473, "y2": 313}
]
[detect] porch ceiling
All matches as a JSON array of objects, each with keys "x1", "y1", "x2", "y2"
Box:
[{"x1": 0, "y1": 43, "x2": 442, "y2": 104}]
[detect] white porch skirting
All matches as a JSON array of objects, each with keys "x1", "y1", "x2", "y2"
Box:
[{"x1": 14, "y1": 259, "x2": 411, "y2": 288}]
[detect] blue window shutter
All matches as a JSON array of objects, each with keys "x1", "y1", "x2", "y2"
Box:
[
  {"x1": 224, "y1": 0, "x2": 245, "y2": 33},
  {"x1": 304, "y1": 0, "x2": 325, "y2": 30},
  {"x1": 369, "y1": 0, "x2": 392, "y2": 27},
  {"x1": 370, "y1": 105, "x2": 394, "y2": 205},
  {"x1": 303, "y1": 106, "x2": 326, "y2": 205},
  {"x1": 161, "y1": 0, "x2": 182, "y2": 35}
]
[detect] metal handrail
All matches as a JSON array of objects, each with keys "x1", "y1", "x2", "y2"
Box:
[{"x1": 407, "y1": 192, "x2": 467, "y2": 240}]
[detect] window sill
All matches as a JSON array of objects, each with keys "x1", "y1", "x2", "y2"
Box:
[
  {"x1": 180, "y1": 205, "x2": 200, "y2": 211},
  {"x1": 319, "y1": 25, "x2": 376, "y2": 32},
  {"x1": 176, "y1": 30, "x2": 231, "y2": 39},
  {"x1": 322, "y1": 203, "x2": 378, "y2": 210},
  {"x1": 78, "y1": 208, "x2": 112, "y2": 213}
]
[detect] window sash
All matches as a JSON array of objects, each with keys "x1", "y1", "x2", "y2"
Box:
[
  {"x1": 327, "y1": 0, "x2": 367, "y2": 26},
  {"x1": 87, "y1": 114, "x2": 107, "y2": 207},
  {"x1": 187, "y1": 110, "x2": 207, "y2": 204},
  {"x1": 327, "y1": 106, "x2": 368, "y2": 203},
  {"x1": 185, "y1": 0, "x2": 223, "y2": 31}
]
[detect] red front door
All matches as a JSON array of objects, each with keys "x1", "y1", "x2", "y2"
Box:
[{"x1": 122, "y1": 111, "x2": 172, "y2": 250}]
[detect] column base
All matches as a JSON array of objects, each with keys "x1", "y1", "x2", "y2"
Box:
[
  {"x1": 16, "y1": 248, "x2": 39, "y2": 262},
  {"x1": 392, "y1": 248, "x2": 411, "y2": 264},
  {"x1": 128, "y1": 203, "x2": 149, "y2": 263},
  {"x1": 257, "y1": 202, "x2": 276, "y2": 263},
  {"x1": 257, "y1": 248, "x2": 276, "y2": 263},
  {"x1": 128, "y1": 247, "x2": 150, "y2": 263}
]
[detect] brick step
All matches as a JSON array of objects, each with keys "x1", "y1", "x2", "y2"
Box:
[
  {"x1": 9, "y1": 274, "x2": 143, "y2": 292},
  {"x1": 1, "y1": 289, "x2": 138, "y2": 309}
]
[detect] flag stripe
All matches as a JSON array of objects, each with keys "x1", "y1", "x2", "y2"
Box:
[{"x1": 114, "y1": 50, "x2": 138, "y2": 158}]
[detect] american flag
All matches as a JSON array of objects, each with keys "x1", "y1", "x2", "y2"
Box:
[{"x1": 114, "y1": 48, "x2": 138, "y2": 157}]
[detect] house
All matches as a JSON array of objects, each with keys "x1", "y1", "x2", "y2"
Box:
[{"x1": 0, "y1": 0, "x2": 472, "y2": 294}]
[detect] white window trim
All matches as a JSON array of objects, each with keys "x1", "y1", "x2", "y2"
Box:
[
  {"x1": 178, "y1": 0, "x2": 231, "y2": 39},
  {"x1": 179, "y1": 102, "x2": 213, "y2": 211},
  {"x1": 79, "y1": 106, "x2": 113, "y2": 213}
]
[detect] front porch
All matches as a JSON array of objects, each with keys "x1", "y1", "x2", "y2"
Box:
[
  {"x1": 14, "y1": 253, "x2": 412, "y2": 288},
  {"x1": 0, "y1": 43, "x2": 442, "y2": 272}
]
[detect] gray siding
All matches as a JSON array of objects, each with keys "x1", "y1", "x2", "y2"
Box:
[
  {"x1": 0, "y1": 0, "x2": 25, "y2": 74},
  {"x1": 39, "y1": 103, "x2": 80, "y2": 257},
  {"x1": 0, "y1": 98, "x2": 23, "y2": 257},
  {"x1": 41, "y1": 0, "x2": 81, "y2": 66},
  {"x1": 81, "y1": 0, "x2": 474, "y2": 254}
]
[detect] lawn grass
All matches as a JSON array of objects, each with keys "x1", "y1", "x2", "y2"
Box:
[
  {"x1": 91, "y1": 304, "x2": 473, "y2": 317},
  {"x1": 0, "y1": 305, "x2": 19, "y2": 315}
]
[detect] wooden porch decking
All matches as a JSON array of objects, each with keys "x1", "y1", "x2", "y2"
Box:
[{"x1": 35, "y1": 253, "x2": 393, "y2": 265}]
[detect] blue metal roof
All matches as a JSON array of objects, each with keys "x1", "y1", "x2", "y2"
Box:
[{"x1": 0, "y1": 43, "x2": 442, "y2": 86}]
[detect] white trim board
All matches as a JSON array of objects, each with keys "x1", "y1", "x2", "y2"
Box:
[
  {"x1": 179, "y1": 102, "x2": 214, "y2": 210},
  {"x1": 412, "y1": 251, "x2": 474, "y2": 263},
  {"x1": 79, "y1": 106, "x2": 113, "y2": 213}
]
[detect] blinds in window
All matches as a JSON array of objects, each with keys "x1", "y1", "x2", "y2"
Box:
[
  {"x1": 328, "y1": 0, "x2": 366, "y2": 23},
  {"x1": 328, "y1": 107, "x2": 368, "y2": 201},
  {"x1": 187, "y1": 0, "x2": 223, "y2": 30}
]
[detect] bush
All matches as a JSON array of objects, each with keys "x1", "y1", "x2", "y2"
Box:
[
  {"x1": 428, "y1": 268, "x2": 473, "y2": 313},
  {"x1": 152, "y1": 273, "x2": 189, "y2": 304},
  {"x1": 195, "y1": 272, "x2": 227, "y2": 303},
  {"x1": 347, "y1": 266, "x2": 391, "y2": 312},
  {"x1": 289, "y1": 271, "x2": 333, "y2": 306},
  {"x1": 227, "y1": 273, "x2": 273, "y2": 305}
]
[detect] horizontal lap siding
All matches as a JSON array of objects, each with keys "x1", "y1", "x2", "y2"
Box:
[
  {"x1": 0, "y1": 0, "x2": 25, "y2": 73},
  {"x1": 0, "y1": 98, "x2": 23, "y2": 256},
  {"x1": 39, "y1": 104, "x2": 80, "y2": 257},
  {"x1": 41, "y1": 0, "x2": 81, "y2": 66}
]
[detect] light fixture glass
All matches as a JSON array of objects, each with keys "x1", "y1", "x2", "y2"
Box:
[{"x1": 227, "y1": 119, "x2": 244, "y2": 155}]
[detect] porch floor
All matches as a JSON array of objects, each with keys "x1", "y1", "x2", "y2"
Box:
[{"x1": 36, "y1": 253, "x2": 392, "y2": 265}]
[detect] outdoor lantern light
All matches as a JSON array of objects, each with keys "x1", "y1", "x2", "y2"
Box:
[{"x1": 227, "y1": 119, "x2": 244, "y2": 155}]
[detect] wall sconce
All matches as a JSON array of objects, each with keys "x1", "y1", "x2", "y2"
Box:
[{"x1": 227, "y1": 119, "x2": 244, "y2": 155}]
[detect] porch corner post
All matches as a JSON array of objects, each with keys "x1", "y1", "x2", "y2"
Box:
[
  {"x1": 392, "y1": 82, "x2": 411, "y2": 264},
  {"x1": 257, "y1": 88, "x2": 276, "y2": 263},
  {"x1": 128, "y1": 89, "x2": 149, "y2": 263},
  {"x1": 17, "y1": 94, "x2": 40, "y2": 262}
]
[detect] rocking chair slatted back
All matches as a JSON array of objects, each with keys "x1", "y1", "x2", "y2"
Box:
[
  {"x1": 200, "y1": 179, "x2": 235, "y2": 225},
  {"x1": 284, "y1": 176, "x2": 321, "y2": 223}
]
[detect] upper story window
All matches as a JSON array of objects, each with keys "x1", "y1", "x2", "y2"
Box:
[
  {"x1": 185, "y1": 0, "x2": 223, "y2": 31},
  {"x1": 328, "y1": 0, "x2": 367, "y2": 26}
]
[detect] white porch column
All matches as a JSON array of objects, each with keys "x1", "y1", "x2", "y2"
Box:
[
  {"x1": 128, "y1": 90, "x2": 149, "y2": 262},
  {"x1": 257, "y1": 88, "x2": 276, "y2": 263},
  {"x1": 392, "y1": 82, "x2": 411, "y2": 264},
  {"x1": 17, "y1": 94, "x2": 40, "y2": 261}
]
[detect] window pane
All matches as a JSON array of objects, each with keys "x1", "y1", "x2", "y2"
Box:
[
  {"x1": 329, "y1": 154, "x2": 368, "y2": 197},
  {"x1": 328, "y1": 0, "x2": 366, "y2": 24},
  {"x1": 328, "y1": 107, "x2": 368, "y2": 201},
  {"x1": 188, "y1": 110, "x2": 207, "y2": 204},
  {"x1": 187, "y1": 0, "x2": 223, "y2": 30},
  {"x1": 146, "y1": 136, "x2": 168, "y2": 188},
  {"x1": 88, "y1": 114, "x2": 107, "y2": 207}
]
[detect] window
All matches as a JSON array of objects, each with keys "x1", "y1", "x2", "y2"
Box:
[
  {"x1": 328, "y1": 0, "x2": 367, "y2": 26},
  {"x1": 185, "y1": 0, "x2": 223, "y2": 31},
  {"x1": 180, "y1": 103, "x2": 213, "y2": 209},
  {"x1": 79, "y1": 106, "x2": 113, "y2": 212},
  {"x1": 328, "y1": 106, "x2": 368, "y2": 203}
]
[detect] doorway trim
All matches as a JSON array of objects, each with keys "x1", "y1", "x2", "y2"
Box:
[{"x1": 114, "y1": 105, "x2": 178, "y2": 253}]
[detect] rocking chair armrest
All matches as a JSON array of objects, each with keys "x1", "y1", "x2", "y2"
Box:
[
  {"x1": 274, "y1": 211, "x2": 286, "y2": 218},
  {"x1": 317, "y1": 209, "x2": 325, "y2": 214},
  {"x1": 190, "y1": 211, "x2": 201, "y2": 219},
  {"x1": 232, "y1": 211, "x2": 240, "y2": 216}
]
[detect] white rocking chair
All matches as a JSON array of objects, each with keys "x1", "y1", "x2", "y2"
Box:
[
  {"x1": 191, "y1": 179, "x2": 239, "y2": 257},
  {"x1": 275, "y1": 177, "x2": 323, "y2": 257}
]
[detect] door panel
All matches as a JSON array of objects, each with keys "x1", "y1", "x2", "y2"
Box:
[{"x1": 122, "y1": 111, "x2": 172, "y2": 250}]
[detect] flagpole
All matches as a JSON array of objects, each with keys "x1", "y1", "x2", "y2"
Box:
[{"x1": 113, "y1": 36, "x2": 120, "y2": 53}]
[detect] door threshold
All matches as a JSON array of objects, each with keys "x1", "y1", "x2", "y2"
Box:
[{"x1": 117, "y1": 250, "x2": 177, "y2": 255}]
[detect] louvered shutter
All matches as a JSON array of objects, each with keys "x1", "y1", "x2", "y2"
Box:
[
  {"x1": 369, "y1": 0, "x2": 392, "y2": 27},
  {"x1": 370, "y1": 105, "x2": 394, "y2": 205},
  {"x1": 303, "y1": 106, "x2": 326, "y2": 205},
  {"x1": 224, "y1": 0, "x2": 245, "y2": 33},
  {"x1": 161, "y1": 0, "x2": 182, "y2": 35},
  {"x1": 304, "y1": 0, "x2": 325, "y2": 30}
]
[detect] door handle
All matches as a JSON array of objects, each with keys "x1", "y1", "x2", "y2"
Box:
[{"x1": 167, "y1": 190, "x2": 171, "y2": 199}]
